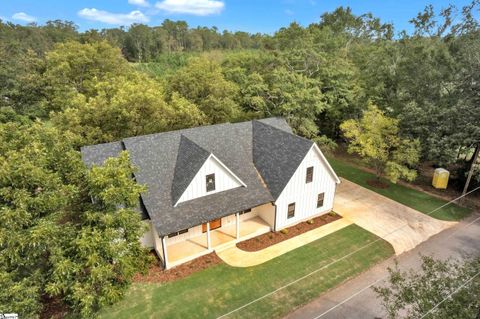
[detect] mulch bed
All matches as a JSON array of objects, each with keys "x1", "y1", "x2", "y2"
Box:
[
  {"x1": 367, "y1": 178, "x2": 389, "y2": 189},
  {"x1": 236, "y1": 213, "x2": 342, "y2": 252},
  {"x1": 40, "y1": 295, "x2": 69, "y2": 319},
  {"x1": 133, "y1": 251, "x2": 223, "y2": 284}
]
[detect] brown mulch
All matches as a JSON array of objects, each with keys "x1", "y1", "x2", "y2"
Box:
[
  {"x1": 236, "y1": 213, "x2": 342, "y2": 252},
  {"x1": 40, "y1": 295, "x2": 69, "y2": 319},
  {"x1": 367, "y1": 178, "x2": 389, "y2": 189},
  {"x1": 133, "y1": 251, "x2": 223, "y2": 284}
]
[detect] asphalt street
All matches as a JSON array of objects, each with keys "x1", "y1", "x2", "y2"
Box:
[{"x1": 284, "y1": 210, "x2": 480, "y2": 319}]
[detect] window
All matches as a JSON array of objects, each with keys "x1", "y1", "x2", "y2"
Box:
[
  {"x1": 206, "y1": 173, "x2": 215, "y2": 192},
  {"x1": 317, "y1": 193, "x2": 325, "y2": 208},
  {"x1": 306, "y1": 166, "x2": 314, "y2": 183},
  {"x1": 239, "y1": 208, "x2": 252, "y2": 215},
  {"x1": 287, "y1": 203, "x2": 296, "y2": 219},
  {"x1": 168, "y1": 229, "x2": 188, "y2": 238}
]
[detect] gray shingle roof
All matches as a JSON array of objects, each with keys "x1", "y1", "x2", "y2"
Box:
[
  {"x1": 252, "y1": 120, "x2": 314, "y2": 199},
  {"x1": 81, "y1": 117, "x2": 312, "y2": 236},
  {"x1": 171, "y1": 135, "x2": 211, "y2": 205}
]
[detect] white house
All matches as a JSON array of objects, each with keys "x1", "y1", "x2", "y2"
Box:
[{"x1": 81, "y1": 117, "x2": 340, "y2": 269}]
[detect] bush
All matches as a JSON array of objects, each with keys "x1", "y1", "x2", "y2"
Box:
[
  {"x1": 280, "y1": 228, "x2": 289, "y2": 235},
  {"x1": 306, "y1": 219, "x2": 314, "y2": 224},
  {"x1": 328, "y1": 211, "x2": 337, "y2": 217}
]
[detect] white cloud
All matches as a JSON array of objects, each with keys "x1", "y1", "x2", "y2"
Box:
[
  {"x1": 155, "y1": 0, "x2": 224, "y2": 16},
  {"x1": 128, "y1": 0, "x2": 150, "y2": 7},
  {"x1": 285, "y1": 9, "x2": 294, "y2": 16},
  {"x1": 12, "y1": 12, "x2": 36, "y2": 23},
  {"x1": 78, "y1": 8, "x2": 149, "y2": 25}
]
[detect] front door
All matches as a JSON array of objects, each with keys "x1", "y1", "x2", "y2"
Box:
[{"x1": 202, "y1": 218, "x2": 222, "y2": 232}]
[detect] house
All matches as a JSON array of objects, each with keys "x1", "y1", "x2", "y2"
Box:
[{"x1": 81, "y1": 117, "x2": 340, "y2": 269}]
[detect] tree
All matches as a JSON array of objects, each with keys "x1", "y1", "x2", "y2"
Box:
[
  {"x1": 51, "y1": 73, "x2": 206, "y2": 145},
  {"x1": 340, "y1": 104, "x2": 421, "y2": 183},
  {"x1": 168, "y1": 57, "x2": 241, "y2": 124},
  {"x1": 374, "y1": 255, "x2": 480, "y2": 319},
  {"x1": 43, "y1": 41, "x2": 130, "y2": 112},
  {"x1": 0, "y1": 122, "x2": 151, "y2": 318}
]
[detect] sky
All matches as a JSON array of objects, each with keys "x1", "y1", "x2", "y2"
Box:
[{"x1": 0, "y1": 0, "x2": 475, "y2": 34}]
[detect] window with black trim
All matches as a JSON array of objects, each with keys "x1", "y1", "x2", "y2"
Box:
[
  {"x1": 317, "y1": 193, "x2": 325, "y2": 208},
  {"x1": 168, "y1": 228, "x2": 188, "y2": 238},
  {"x1": 206, "y1": 173, "x2": 215, "y2": 192},
  {"x1": 287, "y1": 203, "x2": 295, "y2": 219},
  {"x1": 306, "y1": 166, "x2": 314, "y2": 183},
  {"x1": 239, "y1": 208, "x2": 252, "y2": 215}
]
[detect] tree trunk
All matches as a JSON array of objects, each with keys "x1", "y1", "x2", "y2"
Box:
[{"x1": 462, "y1": 143, "x2": 480, "y2": 198}]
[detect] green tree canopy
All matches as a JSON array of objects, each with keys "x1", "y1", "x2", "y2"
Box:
[
  {"x1": 0, "y1": 122, "x2": 150, "y2": 318},
  {"x1": 340, "y1": 104, "x2": 421, "y2": 183}
]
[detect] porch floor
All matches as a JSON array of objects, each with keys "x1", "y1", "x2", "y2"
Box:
[{"x1": 167, "y1": 216, "x2": 270, "y2": 266}]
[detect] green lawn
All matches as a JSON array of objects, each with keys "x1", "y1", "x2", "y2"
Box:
[
  {"x1": 99, "y1": 225, "x2": 393, "y2": 319},
  {"x1": 328, "y1": 157, "x2": 471, "y2": 221}
]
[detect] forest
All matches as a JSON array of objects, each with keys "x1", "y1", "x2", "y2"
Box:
[{"x1": 0, "y1": 2, "x2": 479, "y2": 318}]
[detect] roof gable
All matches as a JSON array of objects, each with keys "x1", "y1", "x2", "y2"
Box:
[
  {"x1": 252, "y1": 120, "x2": 313, "y2": 199},
  {"x1": 171, "y1": 135, "x2": 211, "y2": 205},
  {"x1": 175, "y1": 153, "x2": 246, "y2": 206}
]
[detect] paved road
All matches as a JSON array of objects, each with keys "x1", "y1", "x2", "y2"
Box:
[
  {"x1": 334, "y1": 179, "x2": 455, "y2": 255},
  {"x1": 284, "y1": 210, "x2": 480, "y2": 319}
]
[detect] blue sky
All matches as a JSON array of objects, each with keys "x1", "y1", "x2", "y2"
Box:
[{"x1": 0, "y1": 0, "x2": 475, "y2": 34}]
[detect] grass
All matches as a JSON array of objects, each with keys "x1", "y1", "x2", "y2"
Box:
[
  {"x1": 328, "y1": 157, "x2": 472, "y2": 221},
  {"x1": 99, "y1": 225, "x2": 393, "y2": 319}
]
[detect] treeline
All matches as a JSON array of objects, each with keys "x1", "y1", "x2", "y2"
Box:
[
  {"x1": 0, "y1": 18, "x2": 268, "y2": 62},
  {"x1": 0, "y1": 4, "x2": 479, "y2": 318}
]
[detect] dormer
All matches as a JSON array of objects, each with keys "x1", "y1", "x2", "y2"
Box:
[{"x1": 171, "y1": 135, "x2": 246, "y2": 206}]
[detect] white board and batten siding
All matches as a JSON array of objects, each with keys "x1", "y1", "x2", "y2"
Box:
[
  {"x1": 274, "y1": 145, "x2": 338, "y2": 230},
  {"x1": 176, "y1": 154, "x2": 245, "y2": 205}
]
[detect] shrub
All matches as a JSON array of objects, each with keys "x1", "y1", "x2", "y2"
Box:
[{"x1": 280, "y1": 228, "x2": 289, "y2": 235}]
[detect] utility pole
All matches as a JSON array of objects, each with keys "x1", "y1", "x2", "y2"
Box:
[{"x1": 462, "y1": 143, "x2": 480, "y2": 198}]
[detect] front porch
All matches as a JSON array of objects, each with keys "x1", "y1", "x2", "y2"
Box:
[{"x1": 161, "y1": 203, "x2": 275, "y2": 269}]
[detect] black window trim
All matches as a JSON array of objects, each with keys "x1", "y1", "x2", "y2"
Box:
[
  {"x1": 306, "y1": 166, "x2": 314, "y2": 183},
  {"x1": 238, "y1": 208, "x2": 252, "y2": 215},
  {"x1": 206, "y1": 173, "x2": 216, "y2": 192},
  {"x1": 287, "y1": 202, "x2": 296, "y2": 219},
  {"x1": 317, "y1": 192, "x2": 325, "y2": 208},
  {"x1": 168, "y1": 228, "x2": 189, "y2": 238}
]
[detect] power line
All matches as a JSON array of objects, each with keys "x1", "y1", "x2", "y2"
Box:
[
  {"x1": 419, "y1": 271, "x2": 480, "y2": 319},
  {"x1": 216, "y1": 185, "x2": 480, "y2": 319},
  {"x1": 311, "y1": 214, "x2": 480, "y2": 319}
]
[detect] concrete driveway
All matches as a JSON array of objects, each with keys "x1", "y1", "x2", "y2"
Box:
[{"x1": 334, "y1": 178, "x2": 456, "y2": 255}]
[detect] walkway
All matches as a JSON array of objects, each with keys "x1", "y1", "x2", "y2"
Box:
[
  {"x1": 216, "y1": 218, "x2": 352, "y2": 267},
  {"x1": 334, "y1": 178, "x2": 456, "y2": 255}
]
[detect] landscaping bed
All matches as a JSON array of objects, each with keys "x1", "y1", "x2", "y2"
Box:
[
  {"x1": 99, "y1": 225, "x2": 394, "y2": 319},
  {"x1": 133, "y1": 251, "x2": 222, "y2": 283},
  {"x1": 236, "y1": 213, "x2": 342, "y2": 252}
]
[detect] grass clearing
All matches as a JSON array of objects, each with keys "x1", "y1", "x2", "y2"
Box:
[
  {"x1": 99, "y1": 225, "x2": 393, "y2": 319},
  {"x1": 328, "y1": 157, "x2": 472, "y2": 221}
]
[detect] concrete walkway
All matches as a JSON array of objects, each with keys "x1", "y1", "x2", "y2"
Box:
[
  {"x1": 334, "y1": 178, "x2": 456, "y2": 255},
  {"x1": 216, "y1": 218, "x2": 353, "y2": 267}
]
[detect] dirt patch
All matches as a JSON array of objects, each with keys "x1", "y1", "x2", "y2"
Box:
[
  {"x1": 40, "y1": 295, "x2": 69, "y2": 319},
  {"x1": 134, "y1": 251, "x2": 222, "y2": 284},
  {"x1": 367, "y1": 178, "x2": 389, "y2": 189},
  {"x1": 236, "y1": 213, "x2": 342, "y2": 252}
]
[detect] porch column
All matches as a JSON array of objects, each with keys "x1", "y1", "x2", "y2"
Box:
[
  {"x1": 206, "y1": 222, "x2": 211, "y2": 250},
  {"x1": 236, "y1": 213, "x2": 240, "y2": 240},
  {"x1": 161, "y1": 236, "x2": 168, "y2": 269}
]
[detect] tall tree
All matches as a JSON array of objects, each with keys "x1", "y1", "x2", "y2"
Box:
[
  {"x1": 340, "y1": 104, "x2": 421, "y2": 183},
  {"x1": 0, "y1": 122, "x2": 151, "y2": 318}
]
